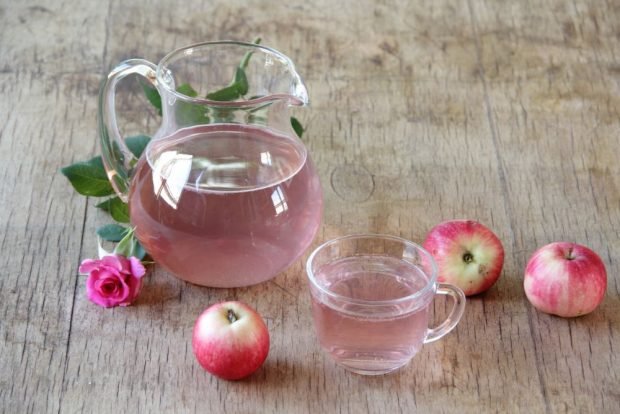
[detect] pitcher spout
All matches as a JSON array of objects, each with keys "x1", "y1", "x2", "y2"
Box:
[{"x1": 287, "y1": 65, "x2": 309, "y2": 107}]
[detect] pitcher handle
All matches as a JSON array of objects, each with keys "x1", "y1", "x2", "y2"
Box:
[
  {"x1": 98, "y1": 59, "x2": 159, "y2": 201},
  {"x1": 424, "y1": 283, "x2": 466, "y2": 344}
]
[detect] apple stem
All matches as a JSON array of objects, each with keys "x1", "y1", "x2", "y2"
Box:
[
  {"x1": 566, "y1": 248, "x2": 575, "y2": 260},
  {"x1": 463, "y1": 252, "x2": 474, "y2": 263},
  {"x1": 227, "y1": 309, "x2": 238, "y2": 324}
]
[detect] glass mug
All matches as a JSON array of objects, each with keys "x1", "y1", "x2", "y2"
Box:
[
  {"x1": 99, "y1": 41, "x2": 323, "y2": 287},
  {"x1": 306, "y1": 234, "x2": 466, "y2": 375}
]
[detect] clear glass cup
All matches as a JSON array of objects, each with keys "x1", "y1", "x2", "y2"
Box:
[{"x1": 306, "y1": 234, "x2": 466, "y2": 375}]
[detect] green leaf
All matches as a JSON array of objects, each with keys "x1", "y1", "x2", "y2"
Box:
[
  {"x1": 234, "y1": 67, "x2": 249, "y2": 95},
  {"x1": 140, "y1": 80, "x2": 162, "y2": 116},
  {"x1": 240, "y1": 37, "x2": 262, "y2": 70},
  {"x1": 96, "y1": 224, "x2": 130, "y2": 242},
  {"x1": 60, "y1": 156, "x2": 114, "y2": 197},
  {"x1": 175, "y1": 102, "x2": 210, "y2": 125},
  {"x1": 290, "y1": 116, "x2": 304, "y2": 138},
  {"x1": 206, "y1": 38, "x2": 261, "y2": 101},
  {"x1": 96, "y1": 197, "x2": 130, "y2": 223},
  {"x1": 177, "y1": 83, "x2": 198, "y2": 97},
  {"x1": 206, "y1": 84, "x2": 241, "y2": 101},
  {"x1": 114, "y1": 230, "x2": 133, "y2": 257},
  {"x1": 114, "y1": 228, "x2": 146, "y2": 260},
  {"x1": 175, "y1": 84, "x2": 209, "y2": 123},
  {"x1": 210, "y1": 108, "x2": 236, "y2": 123},
  {"x1": 125, "y1": 135, "x2": 151, "y2": 158},
  {"x1": 134, "y1": 242, "x2": 147, "y2": 261}
]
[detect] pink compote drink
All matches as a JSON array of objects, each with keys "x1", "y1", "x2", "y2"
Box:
[
  {"x1": 129, "y1": 124, "x2": 323, "y2": 287},
  {"x1": 311, "y1": 255, "x2": 430, "y2": 374}
]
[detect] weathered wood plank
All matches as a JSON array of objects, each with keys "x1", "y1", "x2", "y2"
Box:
[
  {"x1": 470, "y1": 0, "x2": 620, "y2": 412},
  {"x1": 2, "y1": 0, "x2": 619, "y2": 413},
  {"x1": 0, "y1": 2, "x2": 107, "y2": 413}
]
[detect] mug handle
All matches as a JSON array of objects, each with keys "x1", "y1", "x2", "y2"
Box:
[
  {"x1": 98, "y1": 59, "x2": 159, "y2": 201},
  {"x1": 424, "y1": 283, "x2": 466, "y2": 344}
]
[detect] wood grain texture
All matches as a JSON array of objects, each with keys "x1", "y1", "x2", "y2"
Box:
[
  {"x1": 0, "y1": 1, "x2": 105, "y2": 413},
  {"x1": 469, "y1": 1, "x2": 620, "y2": 412},
  {"x1": 1, "y1": 0, "x2": 618, "y2": 413}
]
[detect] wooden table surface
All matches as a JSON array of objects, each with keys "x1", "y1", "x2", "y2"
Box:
[{"x1": 2, "y1": 0, "x2": 619, "y2": 412}]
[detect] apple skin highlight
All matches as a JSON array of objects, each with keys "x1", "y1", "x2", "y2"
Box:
[
  {"x1": 192, "y1": 301, "x2": 270, "y2": 380},
  {"x1": 524, "y1": 242, "x2": 607, "y2": 318}
]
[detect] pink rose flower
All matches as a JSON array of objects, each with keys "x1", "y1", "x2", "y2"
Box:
[{"x1": 79, "y1": 254, "x2": 146, "y2": 308}]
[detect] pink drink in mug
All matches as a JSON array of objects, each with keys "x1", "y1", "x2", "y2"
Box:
[{"x1": 306, "y1": 235, "x2": 466, "y2": 375}]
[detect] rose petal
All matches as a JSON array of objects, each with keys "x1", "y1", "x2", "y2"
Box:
[
  {"x1": 105, "y1": 273, "x2": 129, "y2": 302},
  {"x1": 87, "y1": 272, "x2": 115, "y2": 307},
  {"x1": 129, "y1": 257, "x2": 146, "y2": 279},
  {"x1": 86, "y1": 269, "x2": 131, "y2": 308},
  {"x1": 101, "y1": 255, "x2": 123, "y2": 272},
  {"x1": 82, "y1": 253, "x2": 146, "y2": 308},
  {"x1": 120, "y1": 256, "x2": 133, "y2": 274},
  {"x1": 124, "y1": 274, "x2": 143, "y2": 305},
  {"x1": 79, "y1": 259, "x2": 101, "y2": 274},
  {"x1": 96, "y1": 278, "x2": 120, "y2": 297}
]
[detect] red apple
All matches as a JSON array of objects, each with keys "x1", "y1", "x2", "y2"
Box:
[
  {"x1": 423, "y1": 220, "x2": 505, "y2": 296},
  {"x1": 192, "y1": 301, "x2": 269, "y2": 380},
  {"x1": 524, "y1": 242, "x2": 607, "y2": 317}
]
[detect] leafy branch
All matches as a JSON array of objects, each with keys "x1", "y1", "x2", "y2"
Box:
[
  {"x1": 141, "y1": 38, "x2": 305, "y2": 137},
  {"x1": 60, "y1": 135, "x2": 150, "y2": 259}
]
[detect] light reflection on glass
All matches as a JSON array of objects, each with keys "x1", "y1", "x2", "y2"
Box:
[
  {"x1": 271, "y1": 185, "x2": 288, "y2": 215},
  {"x1": 260, "y1": 151, "x2": 272, "y2": 166},
  {"x1": 152, "y1": 151, "x2": 193, "y2": 209},
  {"x1": 192, "y1": 157, "x2": 250, "y2": 189}
]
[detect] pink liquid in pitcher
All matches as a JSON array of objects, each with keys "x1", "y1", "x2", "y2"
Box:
[
  {"x1": 129, "y1": 124, "x2": 323, "y2": 287},
  {"x1": 311, "y1": 255, "x2": 431, "y2": 374}
]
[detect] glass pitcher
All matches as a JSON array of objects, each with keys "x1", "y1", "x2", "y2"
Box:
[{"x1": 98, "y1": 41, "x2": 323, "y2": 288}]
